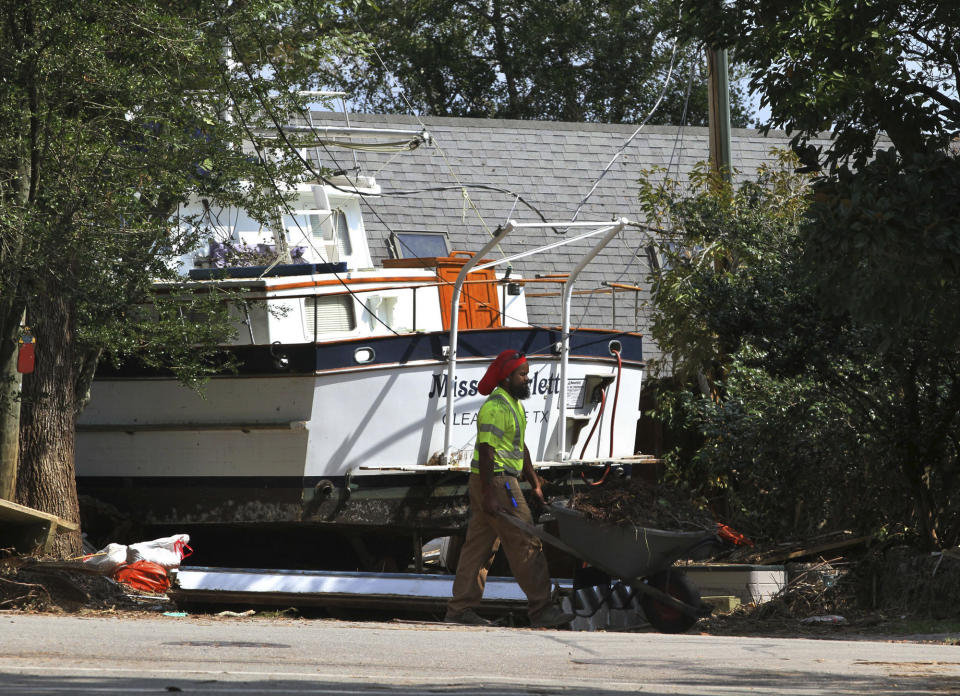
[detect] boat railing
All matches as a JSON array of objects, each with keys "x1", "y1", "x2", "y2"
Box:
[
  {"x1": 442, "y1": 218, "x2": 630, "y2": 465},
  {"x1": 558, "y1": 218, "x2": 628, "y2": 461}
]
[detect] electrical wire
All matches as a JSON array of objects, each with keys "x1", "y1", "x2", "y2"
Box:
[
  {"x1": 228, "y1": 32, "x2": 574, "y2": 347},
  {"x1": 349, "y1": 15, "x2": 510, "y2": 253},
  {"x1": 666, "y1": 51, "x2": 696, "y2": 182},
  {"x1": 570, "y1": 38, "x2": 682, "y2": 222},
  {"x1": 608, "y1": 347, "x2": 622, "y2": 458},
  {"x1": 561, "y1": 29, "x2": 690, "y2": 339},
  {"x1": 219, "y1": 30, "x2": 570, "y2": 347},
  {"x1": 219, "y1": 23, "x2": 651, "y2": 359},
  {"x1": 232, "y1": 27, "x2": 545, "y2": 328},
  {"x1": 560, "y1": 48, "x2": 696, "y2": 334},
  {"x1": 216, "y1": 50, "x2": 402, "y2": 337}
]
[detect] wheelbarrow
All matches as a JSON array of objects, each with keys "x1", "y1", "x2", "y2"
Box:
[{"x1": 500, "y1": 502, "x2": 721, "y2": 633}]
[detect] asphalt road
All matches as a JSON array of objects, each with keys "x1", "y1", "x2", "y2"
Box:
[{"x1": 1, "y1": 613, "x2": 959, "y2": 695}]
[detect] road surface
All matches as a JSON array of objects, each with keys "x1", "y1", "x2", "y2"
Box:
[{"x1": 1, "y1": 613, "x2": 958, "y2": 694}]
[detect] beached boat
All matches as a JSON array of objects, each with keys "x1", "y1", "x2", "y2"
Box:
[{"x1": 74, "y1": 124, "x2": 648, "y2": 570}]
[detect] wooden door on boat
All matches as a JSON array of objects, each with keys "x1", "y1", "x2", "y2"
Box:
[
  {"x1": 436, "y1": 254, "x2": 502, "y2": 329},
  {"x1": 382, "y1": 253, "x2": 502, "y2": 329}
]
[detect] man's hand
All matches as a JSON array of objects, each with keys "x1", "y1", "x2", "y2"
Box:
[
  {"x1": 477, "y1": 444, "x2": 502, "y2": 515},
  {"x1": 481, "y1": 485, "x2": 503, "y2": 516}
]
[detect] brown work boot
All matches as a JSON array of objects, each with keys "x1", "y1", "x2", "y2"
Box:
[
  {"x1": 444, "y1": 608, "x2": 492, "y2": 626},
  {"x1": 529, "y1": 605, "x2": 574, "y2": 629}
]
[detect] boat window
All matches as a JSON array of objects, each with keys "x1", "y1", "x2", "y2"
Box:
[
  {"x1": 282, "y1": 211, "x2": 328, "y2": 239},
  {"x1": 306, "y1": 214, "x2": 326, "y2": 238},
  {"x1": 333, "y1": 210, "x2": 352, "y2": 258},
  {"x1": 389, "y1": 231, "x2": 449, "y2": 259},
  {"x1": 304, "y1": 295, "x2": 356, "y2": 335}
]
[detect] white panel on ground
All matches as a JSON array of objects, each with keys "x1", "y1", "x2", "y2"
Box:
[{"x1": 174, "y1": 567, "x2": 572, "y2": 604}]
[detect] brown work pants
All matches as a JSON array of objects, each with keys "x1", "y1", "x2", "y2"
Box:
[{"x1": 448, "y1": 474, "x2": 553, "y2": 618}]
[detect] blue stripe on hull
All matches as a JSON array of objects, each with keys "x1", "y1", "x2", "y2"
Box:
[{"x1": 95, "y1": 327, "x2": 643, "y2": 378}]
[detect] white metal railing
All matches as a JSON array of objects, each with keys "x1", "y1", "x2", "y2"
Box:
[
  {"x1": 443, "y1": 223, "x2": 513, "y2": 463},
  {"x1": 558, "y1": 218, "x2": 627, "y2": 460},
  {"x1": 442, "y1": 218, "x2": 629, "y2": 464}
]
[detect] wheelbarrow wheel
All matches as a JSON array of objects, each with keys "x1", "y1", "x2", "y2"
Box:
[{"x1": 640, "y1": 570, "x2": 702, "y2": 634}]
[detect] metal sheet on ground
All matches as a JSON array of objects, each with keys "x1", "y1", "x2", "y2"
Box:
[{"x1": 172, "y1": 566, "x2": 572, "y2": 613}]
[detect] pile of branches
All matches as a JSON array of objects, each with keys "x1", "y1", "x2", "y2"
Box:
[
  {"x1": 703, "y1": 558, "x2": 858, "y2": 634},
  {"x1": 751, "y1": 559, "x2": 855, "y2": 621},
  {"x1": 567, "y1": 474, "x2": 715, "y2": 531},
  {"x1": 0, "y1": 555, "x2": 140, "y2": 613}
]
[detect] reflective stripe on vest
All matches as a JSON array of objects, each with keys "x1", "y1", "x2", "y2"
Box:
[{"x1": 472, "y1": 389, "x2": 524, "y2": 475}]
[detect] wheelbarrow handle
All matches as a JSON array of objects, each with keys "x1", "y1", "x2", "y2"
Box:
[
  {"x1": 498, "y1": 511, "x2": 640, "y2": 581},
  {"x1": 497, "y1": 511, "x2": 584, "y2": 561}
]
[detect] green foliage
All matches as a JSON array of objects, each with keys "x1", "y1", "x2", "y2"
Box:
[
  {"x1": 647, "y1": 1, "x2": 960, "y2": 551},
  {"x1": 0, "y1": 0, "x2": 364, "y2": 525},
  {"x1": 804, "y1": 150, "x2": 960, "y2": 350},
  {"x1": 638, "y1": 151, "x2": 812, "y2": 387},
  {"x1": 331, "y1": 0, "x2": 752, "y2": 126},
  {"x1": 641, "y1": 158, "x2": 960, "y2": 549},
  {"x1": 0, "y1": 0, "x2": 361, "y2": 388},
  {"x1": 670, "y1": 0, "x2": 960, "y2": 168}
]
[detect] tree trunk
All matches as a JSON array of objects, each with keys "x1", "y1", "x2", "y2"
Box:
[
  {"x1": 489, "y1": 0, "x2": 521, "y2": 119},
  {"x1": 15, "y1": 292, "x2": 81, "y2": 557}
]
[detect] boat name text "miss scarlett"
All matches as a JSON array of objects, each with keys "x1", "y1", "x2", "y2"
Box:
[{"x1": 428, "y1": 369, "x2": 562, "y2": 399}]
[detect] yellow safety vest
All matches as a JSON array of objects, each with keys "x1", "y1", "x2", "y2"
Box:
[{"x1": 472, "y1": 386, "x2": 526, "y2": 476}]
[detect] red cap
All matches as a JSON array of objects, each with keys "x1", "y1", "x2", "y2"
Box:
[{"x1": 478, "y1": 350, "x2": 527, "y2": 395}]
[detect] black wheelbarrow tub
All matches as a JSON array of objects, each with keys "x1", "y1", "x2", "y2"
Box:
[{"x1": 549, "y1": 503, "x2": 719, "y2": 580}]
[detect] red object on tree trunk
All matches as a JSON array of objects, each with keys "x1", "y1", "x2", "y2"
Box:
[{"x1": 17, "y1": 341, "x2": 35, "y2": 374}]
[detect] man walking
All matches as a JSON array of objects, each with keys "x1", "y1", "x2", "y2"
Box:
[{"x1": 445, "y1": 350, "x2": 574, "y2": 628}]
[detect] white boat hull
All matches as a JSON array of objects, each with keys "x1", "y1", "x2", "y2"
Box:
[{"x1": 75, "y1": 328, "x2": 645, "y2": 535}]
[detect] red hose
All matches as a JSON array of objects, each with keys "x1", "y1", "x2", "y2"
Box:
[
  {"x1": 579, "y1": 388, "x2": 607, "y2": 459},
  {"x1": 578, "y1": 348, "x2": 623, "y2": 487},
  {"x1": 579, "y1": 389, "x2": 610, "y2": 486},
  {"x1": 609, "y1": 348, "x2": 622, "y2": 457}
]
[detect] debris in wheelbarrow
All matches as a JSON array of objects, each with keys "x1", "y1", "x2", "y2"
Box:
[
  {"x1": 568, "y1": 474, "x2": 715, "y2": 532},
  {"x1": 499, "y1": 502, "x2": 722, "y2": 633}
]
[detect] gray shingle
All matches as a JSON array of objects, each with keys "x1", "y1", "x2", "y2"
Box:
[{"x1": 308, "y1": 111, "x2": 828, "y2": 368}]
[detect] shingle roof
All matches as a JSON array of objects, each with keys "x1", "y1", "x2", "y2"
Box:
[{"x1": 307, "y1": 111, "x2": 817, "y2": 368}]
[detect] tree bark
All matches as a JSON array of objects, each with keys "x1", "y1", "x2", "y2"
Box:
[{"x1": 15, "y1": 292, "x2": 81, "y2": 557}]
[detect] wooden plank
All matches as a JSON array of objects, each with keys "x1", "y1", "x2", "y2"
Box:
[
  {"x1": 753, "y1": 536, "x2": 871, "y2": 565},
  {"x1": 0, "y1": 498, "x2": 79, "y2": 554},
  {"x1": 0, "y1": 498, "x2": 77, "y2": 527}
]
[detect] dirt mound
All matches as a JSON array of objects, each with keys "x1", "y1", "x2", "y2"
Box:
[{"x1": 567, "y1": 474, "x2": 715, "y2": 531}]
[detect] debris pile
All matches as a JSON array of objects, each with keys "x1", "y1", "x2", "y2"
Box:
[
  {"x1": 81, "y1": 533, "x2": 192, "y2": 594},
  {"x1": 700, "y1": 557, "x2": 857, "y2": 635},
  {"x1": 859, "y1": 545, "x2": 960, "y2": 620},
  {"x1": 0, "y1": 533, "x2": 193, "y2": 613},
  {"x1": 567, "y1": 474, "x2": 715, "y2": 531},
  {"x1": 0, "y1": 557, "x2": 142, "y2": 612}
]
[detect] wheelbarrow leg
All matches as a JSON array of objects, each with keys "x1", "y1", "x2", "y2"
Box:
[{"x1": 630, "y1": 570, "x2": 710, "y2": 634}]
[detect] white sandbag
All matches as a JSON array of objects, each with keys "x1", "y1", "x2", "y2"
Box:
[
  {"x1": 127, "y1": 533, "x2": 192, "y2": 570},
  {"x1": 82, "y1": 543, "x2": 130, "y2": 575}
]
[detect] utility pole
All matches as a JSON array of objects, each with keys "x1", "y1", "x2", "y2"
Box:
[
  {"x1": 0, "y1": 313, "x2": 25, "y2": 501},
  {"x1": 707, "y1": 47, "x2": 733, "y2": 182},
  {"x1": 0, "y1": 350, "x2": 23, "y2": 501}
]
